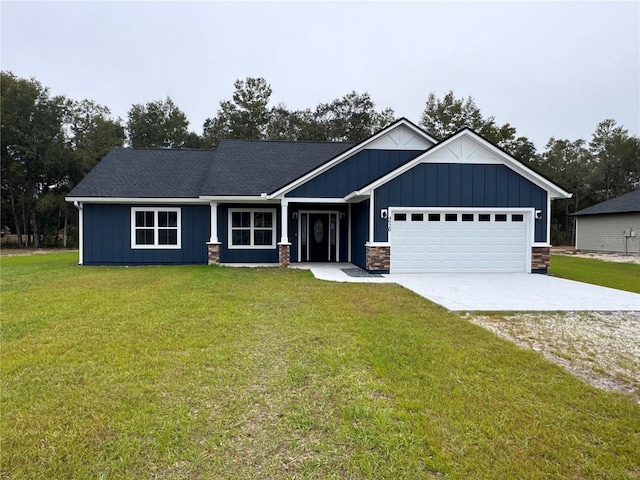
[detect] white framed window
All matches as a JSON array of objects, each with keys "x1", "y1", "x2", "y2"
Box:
[
  {"x1": 131, "y1": 207, "x2": 181, "y2": 249},
  {"x1": 228, "y1": 208, "x2": 276, "y2": 249}
]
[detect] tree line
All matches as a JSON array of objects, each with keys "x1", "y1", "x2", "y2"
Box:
[{"x1": 2, "y1": 71, "x2": 639, "y2": 248}]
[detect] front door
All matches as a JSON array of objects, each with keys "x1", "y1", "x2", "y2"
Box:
[{"x1": 308, "y1": 213, "x2": 329, "y2": 262}]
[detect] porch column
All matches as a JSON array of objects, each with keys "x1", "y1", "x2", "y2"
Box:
[
  {"x1": 207, "y1": 201, "x2": 221, "y2": 265},
  {"x1": 209, "y1": 201, "x2": 218, "y2": 243},
  {"x1": 278, "y1": 199, "x2": 291, "y2": 267},
  {"x1": 280, "y1": 199, "x2": 289, "y2": 244}
]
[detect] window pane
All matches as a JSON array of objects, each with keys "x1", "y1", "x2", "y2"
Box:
[
  {"x1": 232, "y1": 230, "x2": 250, "y2": 245},
  {"x1": 254, "y1": 229, "x2": 272, "y2": 246},
  {"x1": 135, "y1": 211, "x2": 146, "y2": 227},
  {"x1": 232, "y1": 212, "x2": 241, "y2": 227},
  {"x1": 158, "y1": 211, "x2": 168, "y2": 227},
  {"x1": 167, "y1": 212, "x2": 177, "y2": 227},
  {"x1": 136, "y1": 229, "x2": 154, "y2": 245},
  {"x1": 158, "y1": 229, "x2": 178, "y2": 245},
  {"x1": 254, "y1": 212, "x2": 272, "y2": 228},
  {"x1": 445, "y1": 214, "x2": 457, "y2": 222},
  {"x1": 394, "y1": 213, "x2": 406, "y2": 221},
  {"x1": 411, "y1": 213, "x2": 423, "y2": 222},
  {"x1": 512, "y1": 214, "x2": 524, "y2": 222},
  {"x1": 479, "y1": 214, "x2": 491, "y2": 222},
  {"x1": 428, "y1": 213, "x2": 440, "y2": 222},
  {"x1": 462, "y1": 214, "x2": 474, "y2": 222},
  {"x1": 495, "y1": 214, "x2": 507, "y2": 222},
  {"x1": 145, "y1": 211, "x2": 154, "y2": 227}
]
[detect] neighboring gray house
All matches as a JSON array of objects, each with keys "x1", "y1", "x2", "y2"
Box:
[
  {"x1": 572, "y1": 189, "x2": 640, "y2": 255},
  {"x1": 66, "y1": 118, "x2": 572, "y2": 273}
]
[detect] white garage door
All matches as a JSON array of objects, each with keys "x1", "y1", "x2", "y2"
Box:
[{"x1": 390, "y1": 209, "x2": 530, "y2": 273}]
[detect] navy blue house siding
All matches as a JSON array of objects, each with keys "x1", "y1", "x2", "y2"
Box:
[
  {"x1": 374, "y1": 164, "x2": 548, "y2": 242},
  {"x1": 350, "y1": 200, "x2": 369, "y2": 269},
  {"x1": 83, "y1": 204, "x2": 210, "y2": 265},
  {"x1": 288, "y1": 150, "x2": 424, "y2": 198}
]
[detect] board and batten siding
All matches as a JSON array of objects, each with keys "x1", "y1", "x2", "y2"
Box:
[
  {"x1": 287, "y1": 150, "x2": 424, "y2": 198},
  {"x1": 576, "y1": 213, "x2": 640, "y2": 254},
  {"x1": 83, "y1": 204, "x2": 210, "y2": 265},
  {"x1": 373, "y1": 163, "x2": 548, "y2": 243}
]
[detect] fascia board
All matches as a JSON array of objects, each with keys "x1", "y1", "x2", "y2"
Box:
[
  {"x1": 199, "y1": 195, "x2": 277, "y2": 202},
  {"x1": 65, "y1": 196, "x2": 208, "y2": 204},
  {"x1": 269, "y1": 118, "x2": 435, "y2": 199},
  {"x1": 355, "y1": 130, "x2": 572, "y2": 199}
]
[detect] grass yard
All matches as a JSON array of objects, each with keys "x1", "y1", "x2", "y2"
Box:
[
  {"x1": 550, "y1": 254, "x2": 640, "y2": 293},
  {"x1": 2, "y1": 253, "x2": 639, "y2": 479}
]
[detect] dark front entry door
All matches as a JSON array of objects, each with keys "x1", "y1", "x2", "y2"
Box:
[{"x1": 308, "y1": 213, "x2": 329, "y2": 262}]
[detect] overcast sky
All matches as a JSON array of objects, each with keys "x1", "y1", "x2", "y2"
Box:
[{"x1": 1, "y1": 1, "x2": 638, "y2": 150}]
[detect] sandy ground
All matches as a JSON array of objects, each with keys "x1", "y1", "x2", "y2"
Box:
[
  {"x1": 468, "y1": 311, "x2": 640, "y2": 399},
  {"x1": 469, "y1": 251, "x2": 639, "y2": 399}
]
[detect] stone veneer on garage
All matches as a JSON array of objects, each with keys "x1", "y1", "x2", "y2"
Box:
[
  {"x1": 366, "y1": 245, "x2": 391, "y2": 272},
  {"x1": 531, "y1": 246, "x2": 550, "y2": 273}
]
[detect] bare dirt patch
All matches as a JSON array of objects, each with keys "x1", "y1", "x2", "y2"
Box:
[
  {"x1": 552, "y1": 247, "x2": 640, "y2": 265},
  {"x1": 468, "y1": 311, "x2": 640, "y2": 399},
  {"x1": 0, "y1": 248, "x2": 76, "y2": 257}
]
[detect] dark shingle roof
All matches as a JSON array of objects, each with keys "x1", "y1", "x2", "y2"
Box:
[
  {"x1": 572, "y1": 189, "x2": 640, "y2": 216},
  {"x1": 67, "y1": 140, "x2": 356, "y2": 199},
  {"x1": 200, "y1": 139, "x2": 356, "y2": 196},
  {"x1": 68, "y1": 148, "x2": 214, "y2": 198}
]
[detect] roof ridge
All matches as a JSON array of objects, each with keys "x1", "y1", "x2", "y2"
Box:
[{"x1": 219, "y1": 138, "x2": 356, "y2": 145}]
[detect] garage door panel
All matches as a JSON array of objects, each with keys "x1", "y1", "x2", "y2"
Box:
[{"x1": 390, "y1": 209, "x2": 528, "y2": 273}]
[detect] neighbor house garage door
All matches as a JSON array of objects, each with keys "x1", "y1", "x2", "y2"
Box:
[{"x1": 389, "y1": 209, "x2": 530, "y2": 273}]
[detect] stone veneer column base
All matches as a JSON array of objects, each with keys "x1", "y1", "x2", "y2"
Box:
[
  {"x1": 207, "y1": 242, "x2": 221, "y2": 265},
  {"x1": 531, "y1": 246, "x2": 550, "y2": 273},
  {"x1": 365, "y1": 244, "x2": 391, "y2": 272},
  {"x1": 278, "y1": 243, "x2": 291, "y2": 268}
]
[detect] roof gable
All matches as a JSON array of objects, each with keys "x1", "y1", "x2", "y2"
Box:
[
  {"x1": 349, "y1": 128, "x2": 572, "y2": 200},
  {"x1": 269, "y1": 118, "x2": 436, "y2": 198},
  {"x1": 572, "y1": 188, "x2": 640, "y2": 216}
]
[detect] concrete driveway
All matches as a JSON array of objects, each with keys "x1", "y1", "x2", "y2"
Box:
[{"x1": 388, "y1": 273, "x2": 640, "y2": 312}]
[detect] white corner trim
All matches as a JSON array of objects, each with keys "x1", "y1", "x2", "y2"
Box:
[{"x1": 74, "y1": 201, "x2": 84, "y2": 265}]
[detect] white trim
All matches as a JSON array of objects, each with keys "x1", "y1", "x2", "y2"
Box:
[
  {"x1": 66, "y1": 196, "x2": 207, "y2": 205},
  {"x1": 281, "y1": 197, "x2": 347, "y2": 204},
  {"x1": 348, "y1": 129, "x2": 572, "y2": 200},
  {"x1": 368, "y1": 195, "x2": 375, "y2": 244},
  {"x1": 269, "y1": 118, "x2": 437, "y2": 198},
  {"x1": 228, "y1": 208, "x2": 277, "y2": 250},
  {"x1": 200, "y1": 195, "x2": 279, "y2": 203},
  {"x1": 74, "y1": 201, "x2": 84, "y2": 265},
  {"x1": 546, "y1": 193, "x2": 552, "y2": 244},
  {"x1": 365, "y1": 241, "x2": 391, "y2": 247},
  {"x1": 131, "y1": 207, "x2": 182, "y2": 250}
]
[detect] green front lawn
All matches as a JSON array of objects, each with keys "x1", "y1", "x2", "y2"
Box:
[
  {"x1": 2, "y1": 253, "x2": 639, "y2": 479},
  {"x1": 550, "y1": 254, "x2": 640, "y2": 293}
]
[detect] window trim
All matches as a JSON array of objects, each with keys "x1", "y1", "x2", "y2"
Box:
[
  {"x1": 131, "y1": 207, "x2": 181, "y2": 249},
  {"x1": 228, "y1": 208, "x2": 277, "y2": 250}
]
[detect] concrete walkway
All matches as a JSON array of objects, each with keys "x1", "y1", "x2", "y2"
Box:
[{"x1": 295, "y1": 263, "x2": 640, "y2": 311}]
